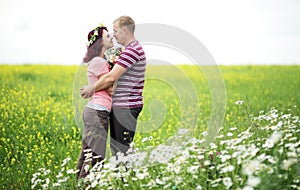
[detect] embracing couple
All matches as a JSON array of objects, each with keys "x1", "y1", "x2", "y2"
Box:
[{"x1": 76, "y1": 16, "x2": 146, "y2": 179}]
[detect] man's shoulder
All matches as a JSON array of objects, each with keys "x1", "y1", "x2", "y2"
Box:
[{"x1": 124, "y1": 41, "x2": 144, "y2": 55}]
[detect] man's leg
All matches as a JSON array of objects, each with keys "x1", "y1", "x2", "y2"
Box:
[{"x1": 110, "y1": 107, "x2": 142, "y2": 156}]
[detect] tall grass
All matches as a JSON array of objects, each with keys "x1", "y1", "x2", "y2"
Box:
[{"x1": 0, "y1": 64, "x2": 299, "y2": 189}]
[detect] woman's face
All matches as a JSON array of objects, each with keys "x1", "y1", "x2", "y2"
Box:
[{"x1": 102, "y1": 30, "x2": 113, "y2": 49}]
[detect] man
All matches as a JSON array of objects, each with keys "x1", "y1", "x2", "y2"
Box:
[{"x1": 80, "y1": 16, "x2": 146, "y2": 155}]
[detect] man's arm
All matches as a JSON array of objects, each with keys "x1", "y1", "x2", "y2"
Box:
[{"x1": 80, "y1": 64, "x2": 126, "y2": 98}]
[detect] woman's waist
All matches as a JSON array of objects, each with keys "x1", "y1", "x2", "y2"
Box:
[{"x1": 92, "y1": 91, "x2": 111, "y2": 99}]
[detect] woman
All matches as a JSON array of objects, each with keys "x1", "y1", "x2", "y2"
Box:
[{"x1": 76, "y1": 24, "x2": 113, "y2": 179}]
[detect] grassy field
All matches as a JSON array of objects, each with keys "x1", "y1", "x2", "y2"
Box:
[{"x1": 0, "y1": 64, "x2": 299, "y2": 189}]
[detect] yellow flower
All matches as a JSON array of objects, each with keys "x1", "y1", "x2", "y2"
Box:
[{"x1": 11, "y1": 158, "x2": 16, "y2": 165}]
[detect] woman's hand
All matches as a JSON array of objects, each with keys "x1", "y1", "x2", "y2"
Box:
[{"x1": 80, "y1": 85, "x2": 94, "y2": 98}]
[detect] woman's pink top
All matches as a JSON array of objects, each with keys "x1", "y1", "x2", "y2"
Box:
[{"x1": 87, "y1": 57, "x2": 112, "y2": 111}]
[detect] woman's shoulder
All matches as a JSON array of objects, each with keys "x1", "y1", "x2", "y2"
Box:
[
  {"x1": 88, "y1": 56, "x2": 109, "y2": 75},
  {"x1": 89, "y1": 56, "x2": 107, "y2": 65}
]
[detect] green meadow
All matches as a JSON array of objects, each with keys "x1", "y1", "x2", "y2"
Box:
[{"x1": 0, "y1": 65, "x2": 299, "y2": 189}]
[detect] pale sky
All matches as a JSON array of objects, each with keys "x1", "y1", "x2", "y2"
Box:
[{"x1": 0, "y1": 0, "x2": 300, "y2": 65}]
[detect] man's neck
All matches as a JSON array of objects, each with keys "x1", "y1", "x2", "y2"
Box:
[{"x1": 124, "y1": 36, "x2": 136, "y2": 47}]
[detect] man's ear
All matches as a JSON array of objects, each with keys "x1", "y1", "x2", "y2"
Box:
[{"x1": 122, "y1": 26, "x2": 127, "y2": 34}]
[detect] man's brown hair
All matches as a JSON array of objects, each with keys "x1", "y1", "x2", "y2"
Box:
[{"x1": 114, "y1": 16, "x2": 135, "y2": 33}]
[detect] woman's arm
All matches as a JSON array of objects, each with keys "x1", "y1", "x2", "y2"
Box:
[{"x1": 80, "y1": 64, "x2": 126, "y2": 98}]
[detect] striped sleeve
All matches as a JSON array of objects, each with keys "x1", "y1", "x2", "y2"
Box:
[{"x1": 116, "y1": 47, "x2": 139, "y2": 68}]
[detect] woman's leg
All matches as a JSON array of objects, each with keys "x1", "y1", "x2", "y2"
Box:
[
  {"x1": 77, "y1": 107, "x2": 109, "y2": 179},
  {"x1": 77, "y1": 141, "x2": 90, "y2": 179},
  {"x1": 76, "y1": 141, "x2": 87, "y2": 180}
]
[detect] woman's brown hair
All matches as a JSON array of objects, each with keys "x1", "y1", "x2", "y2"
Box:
[{"x1": 83, "y1": 26, "x2": 108, "y2": 63}]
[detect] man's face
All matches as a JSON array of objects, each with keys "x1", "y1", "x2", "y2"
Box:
[{"x1": 113, "y1": 22, "x2": 125, "y2": 45}]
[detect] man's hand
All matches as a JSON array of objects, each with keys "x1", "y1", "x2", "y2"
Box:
[
  {"x1": 81, "y1": 64, "x2": 125, "y2": 98},
  {"x1": 80, "y1": 85, "x2": 94, "y2": 98},
  {"x1": 106, "y1": 82, "x2": 117, "y2": 96},
  {"x1": 106, "y1": 85, "x2": 115, "y2": 96}
]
